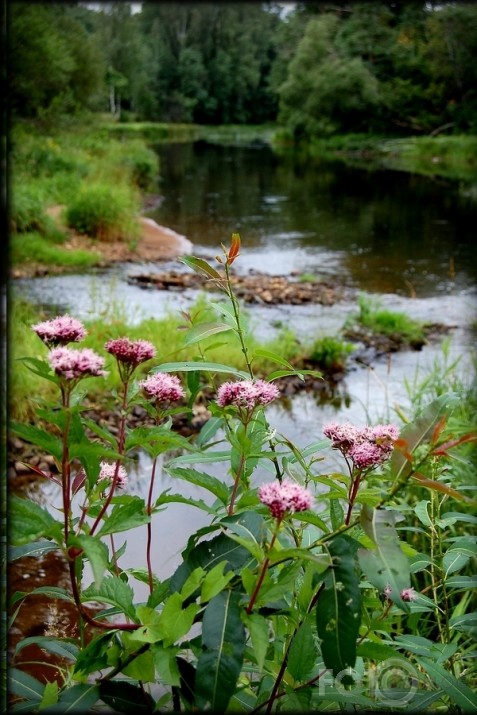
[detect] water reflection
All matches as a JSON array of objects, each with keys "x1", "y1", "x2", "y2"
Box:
[{"x1": 154, "y1": 142, "x2": 477, "y2": 295}]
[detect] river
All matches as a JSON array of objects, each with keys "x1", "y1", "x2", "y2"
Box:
[{"x1": 12, "y1": 140, "x2": 477, "y2": 594}]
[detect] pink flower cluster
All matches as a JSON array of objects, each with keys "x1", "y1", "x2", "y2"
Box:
[
  {"x1": 258, "y1": 479, "x2": 313, "y2": 520},
  {"x1": 217, "y1": 379, "x2": 280, "y2": 410},
  {"x1": 98, "y1": 461, "x2": 128, "y2": 489},
  {"x1": 105, "y1": 338, "x2": 156, "y2": 366},
  {"x1": 140, "y1": 373, "x2": 185, "y2": 402},
  {"x1": 49, "y1": 346, "x2": 106, "y2": 380},
  {"x1": 32, "y1": 315, "x2": 87, "y2": 346},
  {"x1": 323, "y1": 422, "x2": 399, "y2": 469}
]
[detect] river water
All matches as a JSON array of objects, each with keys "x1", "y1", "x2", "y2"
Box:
[{"x1": 12, "y1": 140, "x2": 477, "y2": 593}]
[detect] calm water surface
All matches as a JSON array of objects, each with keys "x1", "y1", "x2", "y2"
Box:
[{"x1": 152, "y1": 141, "x2": 477, "y2": 296}]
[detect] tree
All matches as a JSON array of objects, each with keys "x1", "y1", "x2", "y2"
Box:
[
  {"x1": 279, "y1": 14, "x2": 380, "y2": 137},
  {"x1": 7, "y1": 3, "x2": 105, "y2": 119}
]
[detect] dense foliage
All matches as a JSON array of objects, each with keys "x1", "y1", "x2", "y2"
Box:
[{"x1": 7, "y1": 1, "x2": 477, "y2": 134}]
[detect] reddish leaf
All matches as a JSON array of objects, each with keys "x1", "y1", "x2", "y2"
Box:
[
  {"x1": 411, "y1": 473, "x2": 470, "y2": 502},
  {"x1": 431, "y1": 433, "x2": 477, "y2": 456},
  {"x1": 431, "y1": 416, "x2": 447, "y2": 445},
  {"x1": 72, "y1": 469, "x2": 87, "y2": 495},
  {"x1": 227, "y1": 233, "x2": 241, "y2": 265},
  {"x1": 19, "y1": 462, "x2": 61, "y2": 486}
]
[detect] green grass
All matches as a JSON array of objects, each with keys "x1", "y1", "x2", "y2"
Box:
[
  {"x1": 309, "y1": 336, "x2": 355, "y2": 371},
  {"x1": 10, "y1": 232, "x2": 100, "y2": 269},
  {"x1": 349, "y1": 294, "x2": 426, "y2": 344}
]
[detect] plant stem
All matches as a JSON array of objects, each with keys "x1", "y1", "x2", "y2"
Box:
[
  {"x1": 224, "y1": 261, "x2": 254, "y2": 379},
  {"x1": 246, "y1": 523, "x2": 280, "y2": 614},
  {"x1": 89, "y1": 379, "x2": 129, "y2": 536},
  {"x1": 146, "y1": 454, "x2": 158, "y2": 594}
]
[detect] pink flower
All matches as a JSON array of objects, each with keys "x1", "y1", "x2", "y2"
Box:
[
  {"x1": 258, "y1": 479, "x2": 313, "y2": 520},
  {"x1": 49, "y1": 346, "x2": 106, "y2": 380},
  {"x1": 323, "y1": 421, "x2": 398, "y2": 469},
  {"x1": 98, "y1": 461, "x2": 128, "y2": 489},
  {"x1": 105, "y1": 338, "x2": 156, "y2": 366},
  {"x1": 383, "y1": 585, "x2": 417, "y2": 602},
  {"x1": 32, "y1": 315, "x2": 87, "y2": 346},
  {"x1": 140, "y1": 373, "x2": 185, "y2": 402},
  {"x1": 217, "y1": 379, "x2": 279, "y2": 410},
  {"x1": 348, "y1": 442, "x2": 384, "y2": 469}
]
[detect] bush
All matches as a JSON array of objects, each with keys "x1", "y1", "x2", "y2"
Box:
[{"x1": 65, "y1": 181, "x2": 140, "y2": 241}]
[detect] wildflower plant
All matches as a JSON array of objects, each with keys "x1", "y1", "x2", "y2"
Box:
[{"x1": 8, "y1": 235, "x2": 477, "y2": 712}]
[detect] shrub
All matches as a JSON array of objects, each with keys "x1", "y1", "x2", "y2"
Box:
[{"x1": 65, "y1": 181, "x2": 140, "y2": 241}]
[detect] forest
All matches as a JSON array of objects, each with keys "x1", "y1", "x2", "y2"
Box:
[{"x1": 7, "y1": 1, "x2": 477, "y2": 137}]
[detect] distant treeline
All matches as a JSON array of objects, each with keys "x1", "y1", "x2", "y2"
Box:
[{"x1": 7, "y1": 2, "x2": 477, "y2": 136}]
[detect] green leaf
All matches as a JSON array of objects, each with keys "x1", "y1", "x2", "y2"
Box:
[
  {"x1": 195, "y1": 416, "x2": 224, "y2": 448},
  {"x1": 183, "y1": 321, "x2": 233, "y2": 346},
  {"x1": 180, "y1": 566, "x2": 206, "y2": 601},
  {"x1": 168, "y1": 449, "x2": 231, "y2": 467},
  {"x1": 443, "y1": 547, "x2": 473, "y2": 577},
  {"x1": 445, "y1": 575, "x2": 477, "y2": 589},
  {"x1": 358, "y1": 505, "x2": 411, "y2": 612},
  {"x1": 99, "y1": 681, "x2": 155, "y2": 714},
  {"x1": 39, "y1": 681, "x2": 59, "y2": 710},
  {"x1": 129, "y1": 605, "x2": 163, "y2": 644},
  {"x1": 155, "y1": 491, "x2": 218, "y2": 515},
  {"x1": 201, "y1": 561, "x2": 235, "y2": 603},
  {"x1": 170, "y1": 531, "x2": 253, "y2": 594},
  {"x1": 168, "y1": 466, "x2": 229, "y2": 505},
  {"x1": 390, "y1": 394, "x2": 456, "y2": 482},
  {"x1": 242, "y1": 612, "x2": 269, "y2": 672},
  {"x1": 11, "y1": 586, "x2": 75, "y2": 605},
  {"x1": 180, "y1": 255, "x2": 223, "y2": 281},
  {"x1": 73, "y1": 632, "x2": 117, "y2": 677},
  {"x1": 15, "y1": 636, "x2": 79, "y2": 661},
  {"x1": 70, "y1": 534, "x2": 109, "y2": 589},
  {"x1": 81, "y1": 576, "x2": 136, "y2": 621},
  {"x1": 41, "y1": 684, "x2": 100, "y2": 713},
  {"x1": 10, "y1": 495, "x2": 63, "y2": 545},
  {"x1": 330, "y1": 498, "x2": 345, "y2": 530},
  {"x1": 153, "y1": 361, "x2": 249, "y2": 379},
  {"x1": 152, "y1": 644, "x2": 181, "y2": 687},
  {"x1": 414, "y1": 500, "x2": 432, "y2": 527},
  {"x1": 97, "y1": 496, "x2": 149, "y2": 537},
  {"x1": 158, "y1": 592, "x2": 200, "y2": 647},
  {"x1": 267, "y1": 368, "x2": 322, "y2": 381},
  {"x1": 316, "y1": 535, "x2": 361, "y2": 676},
  {"x1": 122, "y1": 649, "x2": 156, "y2": 682},
  {"x1": 195, "y1": 591, "x2": 246, "y2": 712},
  {"x1": 449, "y1": 612, "x2": 477, "y2": 635},
  {"x1": 356, "y1": 641, "x2": 398, "y2": 662},
  {"x1": 287, "y1": 618, "x2": 317, "y2": 681},
  {"x1": 10, "y1": 421, "x2": 62, "y2": 459},
  {"x1": 8, "y1": 540, "x2": 58, "y2": 561},
  {"x1": 415, "y1": 657, "x2": 477, "y2": 711},
  {"x1": 8, "y1": 668, "x2": 44, "y2": 702}
]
